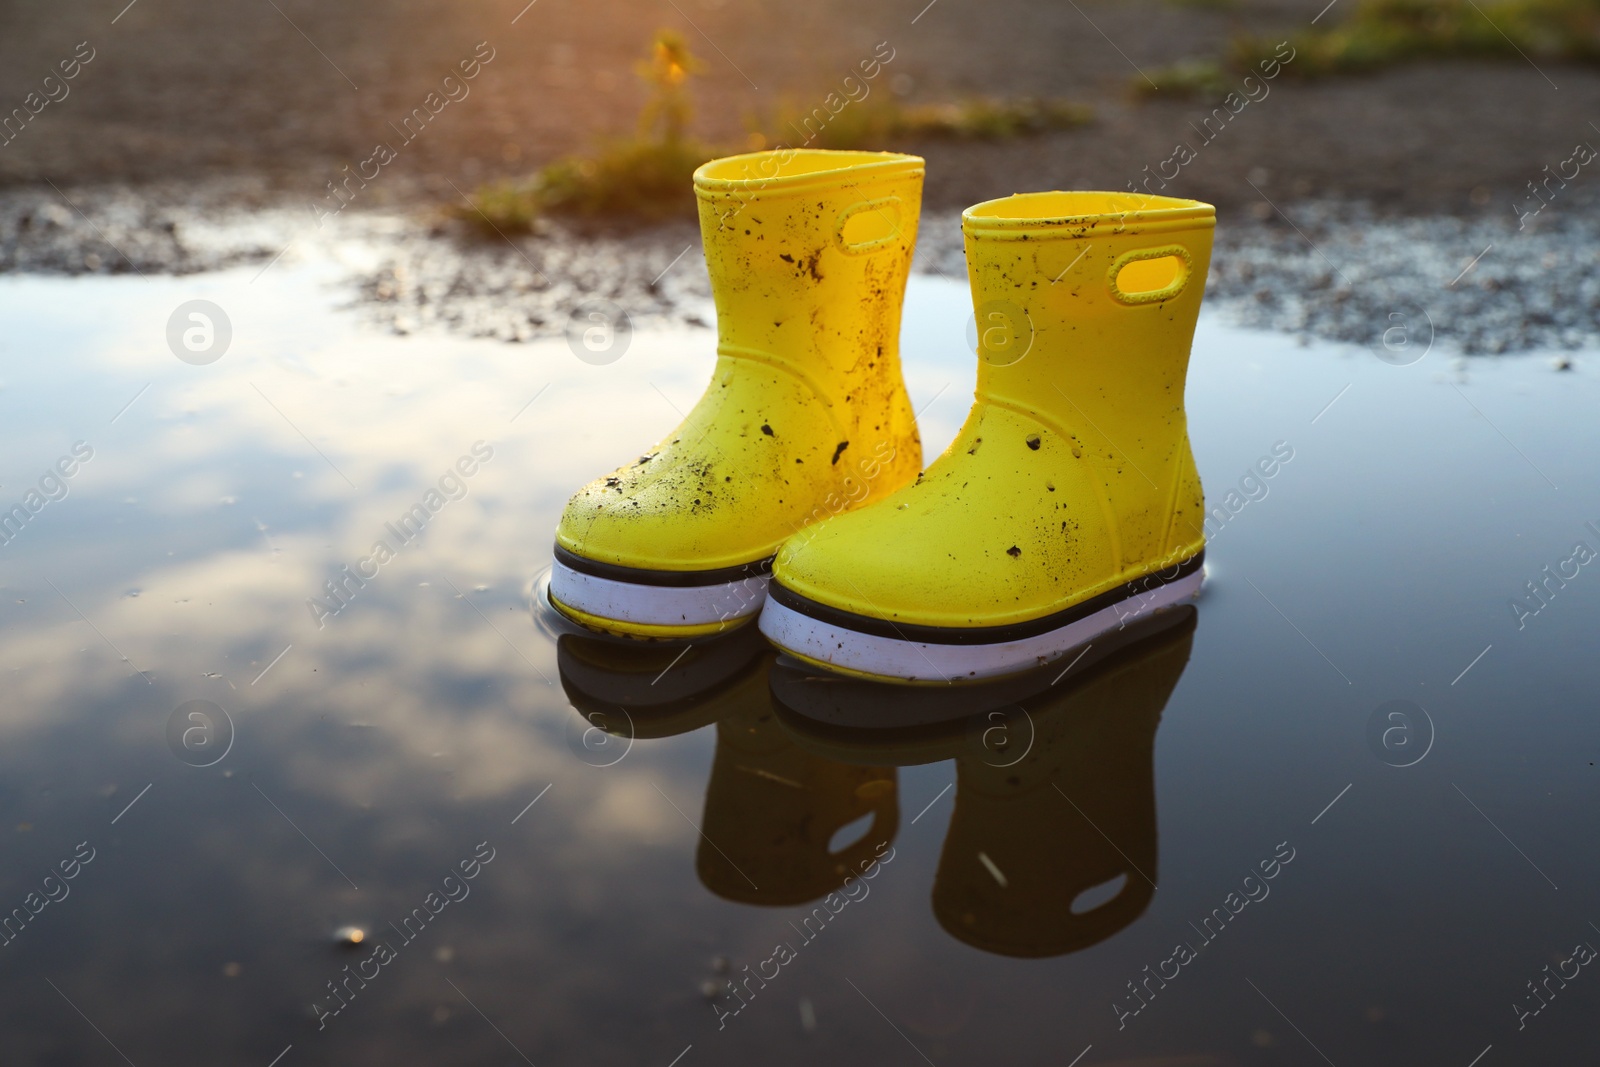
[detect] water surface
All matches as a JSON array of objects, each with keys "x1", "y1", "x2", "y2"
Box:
[{"x1": 0, "y1": 266, "x2": 1594, "y2": 1066}]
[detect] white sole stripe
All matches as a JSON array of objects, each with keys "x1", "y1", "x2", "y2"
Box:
[
  {"x1": 549, "y1": 558, "x2": 768, "y2": 627},
  {"x1": 758, "y1": 570, "x2": 1204, "y2": 682}
]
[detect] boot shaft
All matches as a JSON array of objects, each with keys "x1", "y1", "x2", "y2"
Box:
[
  {"x1": 962, "y1": 192, "x2": 1214, "y2": 560},
  {"x1": 962, "y1": 192, "x2": 1213, "y2": 402},
  {"x1": 694, "y1": 150, "x2": 923, "y2": 414}
]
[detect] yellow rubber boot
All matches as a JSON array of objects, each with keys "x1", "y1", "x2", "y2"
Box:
[
  {"x1": 760, "y1": 191, "x2": 1213, "y2": 682},
  {"x1": 549, "y1": 150, "x2": 925, "y2": 638}
]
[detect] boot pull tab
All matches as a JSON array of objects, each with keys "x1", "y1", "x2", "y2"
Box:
[
  {"x1": 834, "y1": 196, "x2": 904, "y2": 256},
  {"x1": 1107, "y1": 245, "x2": 1192, "y2": 306}
]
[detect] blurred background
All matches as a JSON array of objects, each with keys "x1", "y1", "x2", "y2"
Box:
[
  {"x1": 4, "y1": 0, "x2": 1600, "y2": 357},
  {"x1": 5, "y1": 0, "x2": 1599, "y2": 208}
]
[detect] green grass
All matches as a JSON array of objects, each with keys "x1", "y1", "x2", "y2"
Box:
[
  {"x1": 460, "y1": 97, "x2": 1092, "y2": 233},
  {"x1": 457, "y1": 31, "x2": 1092, "y2": 233},
  {"x1": 1248, "y1": 0, "x2": 1600, "y2": 79},
  {"x1": 462, "y1": 178, "x2": 542, "y2": 234},
  {"x1": 765, "y1": 96, "x2": 1093, "y2": 149},
  {"x1": 459, "y1": 138, "x2": 718, "y2": 233},
  {"x1": 1137, "y1": 0, "x2": 1600, "y2": 97},
  {"x1": 457, "y1": 29, "x2": 717, "y2": 233},
  {"x1": 1134, "y1": 59, "x2": 1233, "y2": 99}
]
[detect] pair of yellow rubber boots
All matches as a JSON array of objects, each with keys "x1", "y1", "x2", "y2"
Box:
[{"x1": 549, "y1": 149, "x2": 1212, "y2": 684}]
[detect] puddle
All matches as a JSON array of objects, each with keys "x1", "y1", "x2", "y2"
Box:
[{"x1": 0, "y1": 266, "x2": 1594, "y2": 1065}]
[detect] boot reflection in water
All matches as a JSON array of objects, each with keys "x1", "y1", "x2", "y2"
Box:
[
  {"x1": 556, "y1": 627, "x2": 898, "y2": 908},
  {"x1": 558, "y1": 623, "x2": 771, "y2": 741},
  {"x1": 772, "y1": 607, "x2": 1196, "y2": 957}
]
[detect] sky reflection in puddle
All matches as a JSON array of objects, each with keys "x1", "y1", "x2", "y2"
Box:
[{"x1": 0, "y1": 267, "x2": 1595, "y2": 1065}]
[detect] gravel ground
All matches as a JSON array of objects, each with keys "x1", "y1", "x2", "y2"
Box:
[
  {"x1": 3, "y1": 182, "x2": 1594, "y2": 356},
  {"x1": 1208, "y1": 208, "x2": 1599, "y2": 356},
  {"x1": 916, "y1": 199, "x2": 1600, "y2": 356}
]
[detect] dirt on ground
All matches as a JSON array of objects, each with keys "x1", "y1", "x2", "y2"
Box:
[
  {"x1": 3, "y1": 0, "x2": 1595, "y2": 356},
  {"x1": 1, "y1": 0, "x2": 1594, "y2": 219}
]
